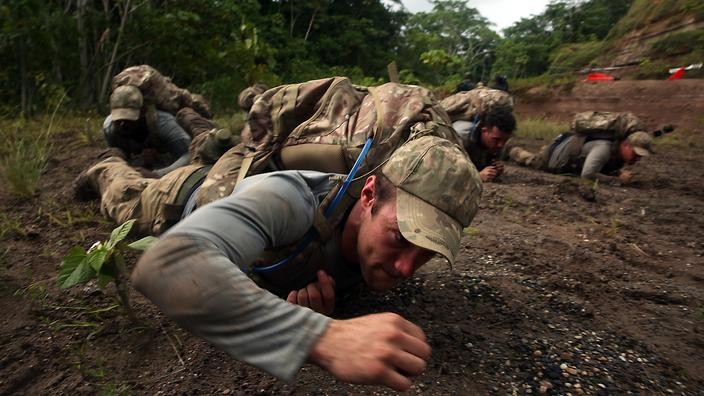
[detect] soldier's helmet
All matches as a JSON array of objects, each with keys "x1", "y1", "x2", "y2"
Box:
[
  {"x1": 110, "y1": 85, "x2": 143, "y2": 121},
  {"x1": 381, "y1": 135, "x2": 482, "y2": 266}
]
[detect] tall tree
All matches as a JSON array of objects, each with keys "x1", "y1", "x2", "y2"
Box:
[{"x1": 397, "y1": 0, "x2": 499, "y2": 85}]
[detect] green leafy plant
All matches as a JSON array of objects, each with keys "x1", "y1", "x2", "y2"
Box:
[{"x1": 58, "y1": 219, "x2": 157, "y2": 321}]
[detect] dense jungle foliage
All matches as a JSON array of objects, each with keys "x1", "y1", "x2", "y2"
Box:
[{"x1": 1, "y1": 0, "x2": 698, "y2": 115}]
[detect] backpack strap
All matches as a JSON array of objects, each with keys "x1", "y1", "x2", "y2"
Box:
[
  {"x1": 236, "y1": 155, "x2": 254, "y2": 185},
  {"x1": 162, "y1": 165, "x2": 212, "y2": 229},
  {"x1": 252, "y1": 136, "x2": 374, "y2": 275}
]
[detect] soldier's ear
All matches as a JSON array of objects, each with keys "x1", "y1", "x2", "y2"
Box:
[{"x1": 359, "y1": 175, "x2": 377, "y2": 209}]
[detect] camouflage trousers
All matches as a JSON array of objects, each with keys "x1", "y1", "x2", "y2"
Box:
[
  {"x1": 85, "y1": 157, "x2": 206, "y2": 236},
  {"x1": 195, "y1": 143, "x2": 247, "y2": 207}
]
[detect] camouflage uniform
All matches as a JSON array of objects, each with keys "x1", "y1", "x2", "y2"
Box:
[
  {"x1": 111, "y1": 65, "x2": 213, "y2": 170},
  {"x1": 112, "y1": 65, "x2": 211, "y2": 119},
  {"x1": 79, "y1": 77, "x2": 466, "y2": 236},
  {"x1": 507, "y1": 112, "x2": 653, "y2": 179},
  {"x1": 440, "y1": 86, "x2": 514, "y2": 124},
  {"x1": 78, "y1": 157, "x2": 208, "y2": 236},
  {"x1": 439, "y1": 86, "x2": 514, "y2": 171},
  {"x1": 130, "y1": 135, "x2": 481, "y2": 382},
  {"x1": 196, "y1": 77, "x2": 463, "y2": 207}
]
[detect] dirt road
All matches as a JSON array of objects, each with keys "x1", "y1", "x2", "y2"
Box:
[{"x1": 1, "y1": 79, "x2": 702, "y2": 394}]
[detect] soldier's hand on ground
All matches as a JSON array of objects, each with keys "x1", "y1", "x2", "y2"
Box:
[
  {"x1": 492, "y1": 161, "x2": 505, "y2": 176},
  {"x1": 287, "y1": 270, "x2": 336, "y2": 315},
  {"x1": 134, "y1": 167, "x2": 160, "y2": 179},
  {"x1": 617, "y1": 170, "x2": 634, "y2": 184},
  {"x1": 479, "y1": 166, "x2": 499, "y2": 182},
  {"x1": 308, "y1": 312, "x2": 431, "y2": 391}
]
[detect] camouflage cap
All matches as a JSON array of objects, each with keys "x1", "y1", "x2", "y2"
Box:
[
  {"x1": 627, "y1": 131, "x2": 654, "y2": 156},
  {"x1": 110, "y1": 85, "x2": 143, "y2": 121},
  {"x1": 381, "y1": 136, "x2": 482, "y2": 265}
]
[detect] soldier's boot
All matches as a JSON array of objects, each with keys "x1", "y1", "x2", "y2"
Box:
[
  {"x1": 198, "y1": 129, "x2": 236, "y2": 164},
  {"x1": 508, "y1": 146, "x2": 536, "y2": 167},
  {"x1": 72, "y1": 168, "x2": 99, "y2": 201},
  {"x1": 72, "y1": 148, "x2": 127, "y2": 201}
]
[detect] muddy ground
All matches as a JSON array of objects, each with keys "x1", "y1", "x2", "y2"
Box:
[{"x1": 1, "y1": 79, "x2": 703, "y2": 395}]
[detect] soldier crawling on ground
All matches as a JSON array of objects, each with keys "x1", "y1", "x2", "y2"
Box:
[
  {"x1": 103, "y1": 65, "x2": 212, "y2": 178},
  {"x1": 440, "y1": 86, "x2": 516, "y2": 183},
  {"x1": 129, "y1": 136, "x2": 481, "y2": 392},
  {"x1": 71, "y1": 78, "x2": 485, "y2": 391},
  {"x1": 506, "y1": 111, "x2": 669, "y2": 184}
]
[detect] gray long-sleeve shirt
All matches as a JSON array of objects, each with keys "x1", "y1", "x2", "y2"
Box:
[
  {"x1": 103, "y1": 110, "x2": 191, "y2": 176},
  {"x1": 132, "y1": 171, "x2": 363, "y2": 381}
]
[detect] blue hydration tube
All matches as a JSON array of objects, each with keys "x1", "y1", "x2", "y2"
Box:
[
  {"x1": 469, "y1": 113, "x2": 481, "y2": 135},
  {"x1": 252, "y1": 136, "x2": 374, "y2": 273}
]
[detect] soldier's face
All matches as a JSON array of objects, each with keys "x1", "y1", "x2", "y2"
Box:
[
  {"x1": 114, "y1": 119, "x2": 139, "y2": 135},
  {"x1": 355, "y1": 181, "x2": 435, "y2": 291},
  {"x1": 480, "y1": 126, "x2": 512, "y2": 153},
  {"x1": 619, "y1": 142, "x2": 641, "y2": 165}
]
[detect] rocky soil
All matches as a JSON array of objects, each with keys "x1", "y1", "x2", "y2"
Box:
[{"x1": 1, "y1": 79, "x2": 703, "y2": 395}]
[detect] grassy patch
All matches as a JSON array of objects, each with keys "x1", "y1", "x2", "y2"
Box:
[
  {"x1": 0, "y1": 117, "x2": 53, "y2": 198},
  {"x1": 655, "y1": 128, "x2": 699, "y2": 149},
  {"x1": 607, "y1": 0, "x2": 702, "y2": 40},
  {"x1": 549, "y1": 41, "x2": 604, "y2": 73},
  {"x1": 514, "y1": 117, "x2": 569, "y2": 141},
  {"x1": 650, "y1": 30, "x2": 704, "y2": 57},
  {"x1": 0, "y1": 213, "x2": 24, "y2": 241},
  {"x1": 510, "y1": 73, "x2": 579, "y2": 95}
]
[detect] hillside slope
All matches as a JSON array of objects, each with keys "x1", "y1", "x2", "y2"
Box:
[{"x1": 601, "y1": 0, "x2": 704, "y2": 74}]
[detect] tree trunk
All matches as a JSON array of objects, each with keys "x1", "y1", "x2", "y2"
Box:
[
  {"x1": 303, "y1": 7, "x2": 319, "y2": 42},
  {"x1": 99, "y1": 0, "x2": 132, "y2": 107},
  {"x1": 19, "y1": 40, "x2": 28, "y2": 115},
  {"x1": 76, "y1": 0, "x2": 90, "y2": 106}
]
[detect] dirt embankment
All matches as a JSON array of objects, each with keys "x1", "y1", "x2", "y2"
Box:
[
  {"x1": 517, "y1": 79, "x2": 704, "y2": 134},
  {"x1": 0, "y1": 78, "x2": 703, "y2": 395}
]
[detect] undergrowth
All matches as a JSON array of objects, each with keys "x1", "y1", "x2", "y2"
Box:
[
  {"x1": 0, "y1": 118, "x2": 53, "y2": 198},
  {"x1": 0, "y1": 113, "x2": 104, "y2": 198},
  {"x1": 515, "y1": 117, "x2": 569, "y2": 141}
]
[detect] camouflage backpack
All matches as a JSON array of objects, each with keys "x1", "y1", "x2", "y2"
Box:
[
  {"x1": 555, "y1": 111, "x2": 647, "y2": 164},
  {"x1": 571, "y1": 111, "x2": 645, "y2": 141},
  {"x1": 440, "y1": 86, "x2": 514, "y2": 123},
  {"x1": 194, "y1": 78, "x2": 471, "y2": 293},
  {"x1": 195, "y1": 76, "x2": 463, "y2": 208},
  {"x1": 112, "y1": 65, "x2": 211, "y2": 119}
]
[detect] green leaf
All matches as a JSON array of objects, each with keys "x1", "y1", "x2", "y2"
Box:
[
  {"x1": 107, "y1": 219, "x2": 136, "y2": 249},
  {"x1": 58, "y1": 247, "x2": 96, "y2": 288},
  {"x1": 128, "y1": 236, "x2": 158, "y2": 251},
  {"x1": 87, "y1": 247, "x2": 110, "y2": 273}
]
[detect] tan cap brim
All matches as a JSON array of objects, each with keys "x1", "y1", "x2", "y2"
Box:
[
  {"x1": 396, "y1": 188, "x2": 462, "y2": 266},
  {"x1": 111, "y1": 107, "x2": 140, "y2": 121},
  {"x1": 632, "y1": 146, "x2": 651, "y2": 156}
]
